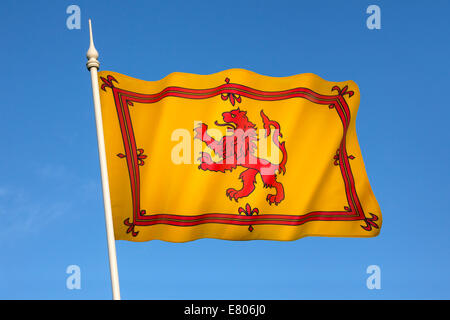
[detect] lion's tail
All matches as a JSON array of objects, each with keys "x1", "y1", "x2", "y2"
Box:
[{"x1": 260, "y1": 110, "x2": 287, "y2": 175}]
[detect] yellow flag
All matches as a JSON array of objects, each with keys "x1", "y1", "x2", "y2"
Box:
[{"x1": 98, "y1": 69, "x2": 381, "y2": 242}]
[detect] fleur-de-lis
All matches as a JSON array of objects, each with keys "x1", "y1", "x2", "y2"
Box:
[
  {"x1": 333, "y1": 149, "x2": 340, "y2": 166},
  {"x1": 361, "y1": 213, "x2": 379, "y2": 231},
  {"x1": 137, "y1": 149, "x2": 147, "y2": 166},
  {"x1": 124, "y1": 218, "x2": 139, "y2": 237},
  {"x1": 333, "y1": 149, "x2": 355, "y2": 166},
  {"x1": 221, "y1": 78, "x2": 242, "y2": 106},
  {"x1": 117, "y1": 148, "x2": 148, "y2": 166},
  {"x1": 238, "y1": 203, "x2": 259, "y2": 232},
  {"x1": 238, "y1": 203, "x2": 259, "y2": 216},
  {"x1": 100, "y1": 75, "x2": 118, "y2": 91},
  {"x1": 332, "y1": 85, "x2": 354, "y2": 98}
]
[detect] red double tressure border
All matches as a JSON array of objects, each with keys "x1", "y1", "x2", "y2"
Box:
[{"x1": 100, "y1": 75, "x2": 379, "y2": 237}]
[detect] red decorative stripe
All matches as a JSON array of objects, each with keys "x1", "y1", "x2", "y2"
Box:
[
  {"x1": 116, "y1": 83, "x2": 338, "y2": 105},
  {"x1": 136, "y1": 211, "x2": 355, "y2": 221},
  {"x1": 135, "y1": 215, "x2": 361, "y2": 227}
]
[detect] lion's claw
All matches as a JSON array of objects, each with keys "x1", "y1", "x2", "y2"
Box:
[
  {"x1": 266, "y1": 194, "x2": 281, "y2": 206},
  {"x1": 226, "y1": 188, "x2": 240, "y2": 202}
]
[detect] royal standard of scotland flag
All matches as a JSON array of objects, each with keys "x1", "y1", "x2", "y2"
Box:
[{"x1": 98, "y1": 69, "x2": 381, "y2": 242}]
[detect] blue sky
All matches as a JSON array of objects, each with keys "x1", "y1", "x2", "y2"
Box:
[{"x1": 0, "y1": 0, "x2": 449, "y2": 299}]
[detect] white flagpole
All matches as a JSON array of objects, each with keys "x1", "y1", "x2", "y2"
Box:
[{"x1": 86, "y1": 19, "x2": 121, "y2": 300}]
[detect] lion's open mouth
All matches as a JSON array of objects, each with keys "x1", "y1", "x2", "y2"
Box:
[{"x1": 215, "y1": 121, "x2": 236, "y2": 130}]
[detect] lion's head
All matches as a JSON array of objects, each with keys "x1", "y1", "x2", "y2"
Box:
[{"x1": 215, "y1": 108, "x2": 256, "y2": 131}]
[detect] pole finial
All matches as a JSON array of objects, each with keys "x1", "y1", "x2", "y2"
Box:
[{"x1": 86, "y1": 19, "x2": 100, "y2": 70}]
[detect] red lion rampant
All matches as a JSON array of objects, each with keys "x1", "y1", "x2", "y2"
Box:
[{"x1": 194, "y1": 108, "x2": 287, "y2": 205}]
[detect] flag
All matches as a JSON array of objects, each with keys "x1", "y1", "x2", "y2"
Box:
[{"x1": 97, "y1": 69, "x2": 382, "y2": 242}]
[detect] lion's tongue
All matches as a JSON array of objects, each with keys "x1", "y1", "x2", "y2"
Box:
[{"x1": 214, "y1": 121, "x2": 236, "y2": 130}]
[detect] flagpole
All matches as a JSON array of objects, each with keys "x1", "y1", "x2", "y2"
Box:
[{"x1": 86, "y1": 19, "x2": 121, "y2": 300}]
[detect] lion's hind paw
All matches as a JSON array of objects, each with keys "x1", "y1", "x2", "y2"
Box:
[
  {"x1": 226, "y1": 188, "x2": 239, "y2": 202},
  {"x1": 266, "y1": 194, "x2": 281, "y2": 206}
]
